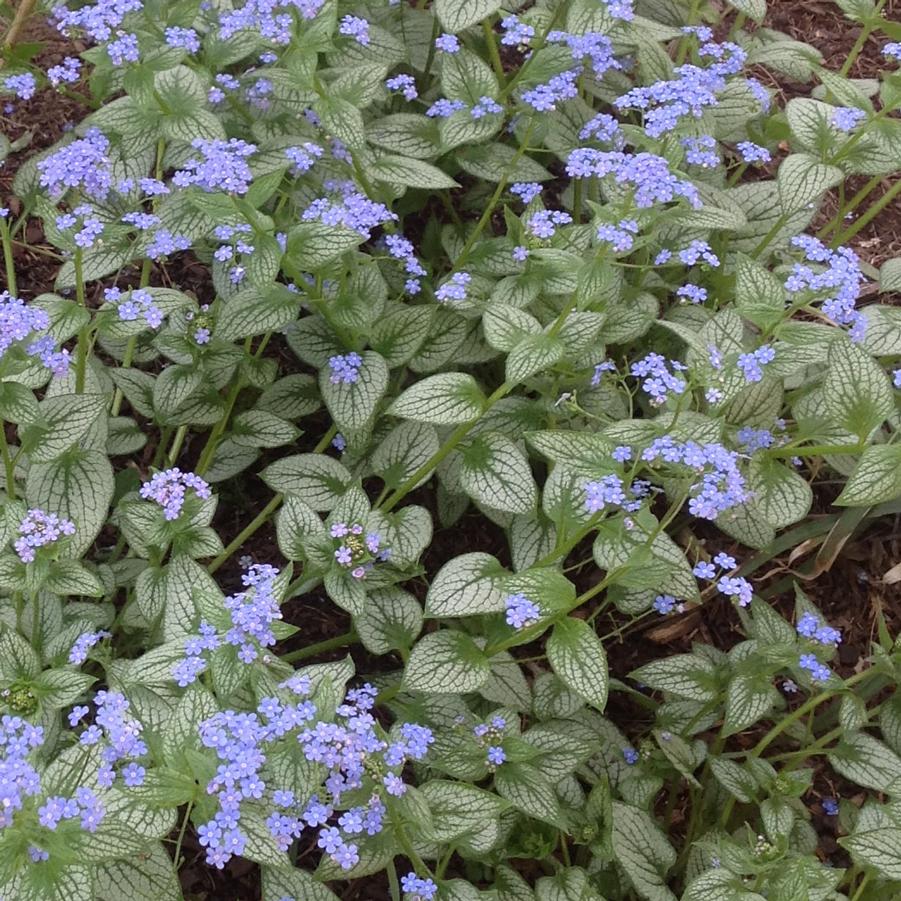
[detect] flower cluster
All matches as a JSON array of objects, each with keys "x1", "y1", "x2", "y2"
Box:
[
  {"x1": 0, "y1": 715, "x2": 44, "y2": 829},
  {"x1": 68, "y1": 630, "x2": 111, "y2": 666},
  {"x1": 218, "y1": 0, "x2": 326, "y2": 43},
  {"x1": 642, "y1": 439, "x2": 749, "y2": 521},
  {"x1": 37, "y1": 128, "x2": 113, "y2": 199},
  {"x1": 597, "y1": 218, "x2": 639, "y2": 252},
  {"x1": 614, "y1": 38, "x2": 746, "y2": 137},
  {"x1": 302, "y1": 185, "x2": 396, "y2": 239},
  {"x1": 693, "y1": 553, "x2": 754, "y2": 605},
  {"x1": 402, "y1": 873, "x2": 439, "y2": 901},
  {"x1": 105, "y1": 286, "x2": 163, "y2": 328},
  {"x1": 504, "y1": 593, "x2": 541, "y2": 629},
  {"x1": 473, "y1": 716, "x2": 507, "y2": 769},
  {"x1": 385, "y1": 74, "x2": 418, "y2": 101},
  {"x1": 630, "y1": 353, "x2": 688, "y2": 406},
  {"x1": 328, "y1": 353, "x2": 363, "y2": 385},
  {"x1": 737, "y1": 345, "x2": 775, "y2": 383},
  {"x1": 384, "y1": 234, "x2": 427, "y2": 295},
  {"x1": 14, "y1": 510, "x2": 75, "y2": 563},
  {"x1": 796, "y1": 612, "x2": 842, "y2": 646},
  {"x1": 75, "y1": 690, "x2": 147, "y2": 789},
  {"x1": 4, "y1": 73, "x2": 36, "y2": 100},
  {"x1": 526, "y1": 209, "x2": 572, "y2": 239},
  {"x1": 139, "y1": 468, "x2": 212, "y2": 520},
  {"x1": 331, "y1": 522, "x2": 390, "y2": 579},
  {"x1": 566, "y1": 149, "x2": 702, "y2": 209},
  {"x1": 785, "y1": 235, "x2": 865, "y2": 341},
  {"x1": 37, "y1": 787, "x2": 104, "y2": 833},
  {"x1": 799, "y1": 653, "x2": 832, "y2": 683},
  {"x1": 547, "y1": 30, "x2": 621, "y2": 79},
  {"x1": 435, "y1": 271, "x2": 471, "y2": 303},
  {"x1": 173, "y1": 138, "x2": 257, "y2": 195},
  {"x1": 521, "y1": 70, "x2": 579, "y2": 111},
  {"x1": 197, "y1": 680, "x2": 430, "y2": 871},
  {"x1": 0, "y1": 292, "x2": 69, "y2": 376},
  {"x1": 285, "y1": 141, "x2": 324, "y2": 174}
]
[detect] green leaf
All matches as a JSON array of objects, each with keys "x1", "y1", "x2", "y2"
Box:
[
  {"x1": 425, "y1": 552, "x2": 506, "y2": 617},
  {"x1": 261, "y1": 454, "x2": 352, "y2": 510},
  {"x1": 370, "y1": 154, "x2": 458, "y2": 189},
  {"x1": 286, "y1": 221, "x2": 363, "y2": 270},
  {"x1": 367, "y1": 114, "x2": 441, "y2": 159},
  {"x1": 356, "y1": 587, "x2": 423, "y2": 654},
  {"x1": 420, "y1": 779, "x2": 507, "y2": 843},
  {"x1": 317, "y1": 95, "x2": 367, "y2": 149},
  {"x1": 547, "y1": 618, "x2": 608, "y2": 712},
  {"x1": 611, "y1": 802, "x2": 677, "y2": 901},
  {"x1": 435, "y1": 0, "x2": 503, "y2": 32},
  {"x1": 231, "y1": 410, "x2": 300, "y2": 449},
  {"x1": 403, "y1": 630, "x2": 490, "y2": 693},
  {"x1": 24, "y1": 394, "x2": 107, "y2": 463},
  {"x1": 880, "y1": 257, "x2": 901, "y2": 292},
  {"x1": 153, "y1": 363, "x2": 203, "y2": 418},
  {"x1": 841, "y1": 804, "x2": 901, "y2": 880},
  {"x1": 34, "y1": 669, "x2": 95, "y2": 709},
  {"x1": 823, "y1": 340, "x2": 893, "y2": 440},
  {"x1": 734, "y1": 254, "x2": 787, "y2": 330},
  {"x1": 26, "y1": 449, "x2": 114, "y2": 557},
  {"x1": 460, "y1": 433, "x2": 537, "y2": 514},
  {"x1": 724, "y1": 0, "x2": 766, "y2": 22},
  {"x1": 371, "y1": 421, "x2": 440, "y2": 490},
  {"x1": 216, "y1": 284, "x2": 302, "y2": 341},
  {"x1": 456, "y1": 143, "x2": 552, "y2": 183},
  {"x1": 506, "y1": 334, "x2": 565, "y2": 383},
  {"x1": 747, "y1": 457, "x2": 813, "y2": 528},
  {"x1": 495, "y1": 762, "x2": 566, "y2": 827},
  {"x1": 777, "y1": 153, "x2": 843, "y2": 213},
  {"x1": 262, "y1": 865, "x2": 340, "y2": 901},
  {"x1": 723, "y1": 673, "x2": 778, "y2": 735},
  {"x1": 389, "y1": 373, "x2": 485, "y2": 424},
  {"x1": 320, "y1": 351, "x2": 389, "y2": 432},
  {"x1": 630, "y1": 654, "x2": 720, "y2": 703},
  {"x1": 95, "y1": 841, "x2": 182, "y2": 901},
  {"x1": 828, "y1": 731, "x2": 901, "y2": 791},
  {"x1": 835, "y1": 445, "x2": 901, "y2": 506}
]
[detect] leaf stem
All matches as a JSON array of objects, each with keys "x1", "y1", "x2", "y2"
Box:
[
  {"x1": 0, "y1": 216, "x2": 16, "y2": 296},
  {"x1": 74, "y1": 249, "x2": 89, "y2": 394},
  {"x1": 281, "y1": 630, "x2": 358, "y2": 663}
]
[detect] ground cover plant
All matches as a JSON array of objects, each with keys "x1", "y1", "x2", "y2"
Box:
[{"x1": 0, "y1": 0, "x2": 899, "y2": 897}]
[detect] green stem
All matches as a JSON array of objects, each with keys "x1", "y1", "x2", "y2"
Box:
[
  {"x1": 205, "y1": 427, "x2": 337, "y2": 575},
  {"x1": 74, "y1": 249, "x2": 89, "y2": 394},
  {"x1": 838, "y1": 0, "x2": 886, "y2": 77},
  {"x1": 1, "y1": 0, "x2": 38, "y2": 52},
  {"x1": 207, "y1": 493, "x2": 283, "y2": 575},
  {"x1": 829, "y1": 178, "x2": 901, "y2": 247},
  {"x1": 172, "y1": 800, "x2": 194, "y2": 872},
  {"x1": 167, "y1": 425, "x2": 188, "y2": 466},
  {"x1": 767, "y1": 441, "x2": 863, "y2": 459},
  {"x1": 483, "y1": 19, "x2": 505, "y2": 85},
  {"x1": 195, "y1": 373, "x2": 244, "y2": 476},
  {"x1": 850, "y1": 873, "x2": 871, "y2": 901},
  {"x1": 817, "y1": 175, "x2": 882, "y2": 239},
  {"x1": 281, "y1": 630, "x2": 358, "y2": 663},
  {"x1": 0, "y1": 421, "x2": 15, "y2": 499},
  {"x1": 379, "y1": 381, "x2": 512, "y2": 513},
  {"x1": 110, "y1": 336, "x2": 138, "y2": 416},
  {"x1": 718, "y1": 667, "x2": 878, "y2": 828},
  {"x1": 30, "y1": 593, "x2": 40, "y2": 655},
  {"x1": 387, "y1": 861, "x2": 401, "y2": 901},
  {"x1": 453, "y1": 121, "x2": 535, "y2": 270},
  {"x1": 0, "y1": 217, "x2": 16, "y2": 296}
]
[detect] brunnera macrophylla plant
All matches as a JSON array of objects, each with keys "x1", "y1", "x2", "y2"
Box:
[{"x1": 0, "y1": 0, "x2": 899, "y2": 897}]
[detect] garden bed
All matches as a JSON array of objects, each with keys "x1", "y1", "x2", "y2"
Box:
[{"x1": 0, "y1": 0, "x2": 900, "y2": 899}]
